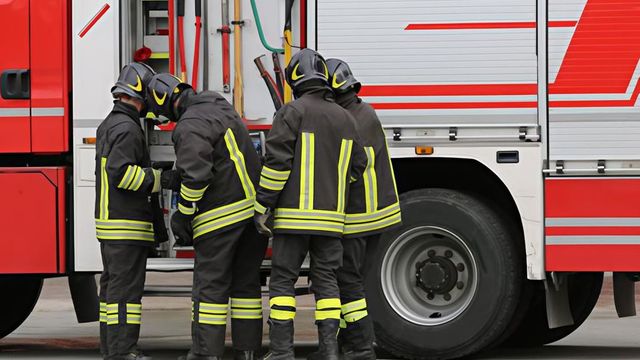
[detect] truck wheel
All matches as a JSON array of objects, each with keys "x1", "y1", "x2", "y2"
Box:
[
  {"x1": 0, "y1": 277, "x2": 43, "y2": 339},
  {"x1": 505, "y1": 272, "x2": 603, "y2": 346},
  {"x1": 366, "y1": 189, "x2": 523, "y2": 360}
]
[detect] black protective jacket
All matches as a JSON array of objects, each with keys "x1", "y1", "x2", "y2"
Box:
[
  {"x1": 337, "y1": 92, "x2": 401, "y2": 237},
  {"x1": 94, "y1": 101, "x2": 160, "y2": 246},
  {"x1": 173, "y1": 91, "x2": 261, "y2": 239},
  {"x1": 255, "y1": 86, "x2": 367, "y2": 238}
]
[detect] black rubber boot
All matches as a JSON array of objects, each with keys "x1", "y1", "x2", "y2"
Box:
[
  {"x1": 307, "y1": 319, "x2": 340, "y2": 360},
  {"x1": 234, "y1": 350, "x2": 258, "y2": 360},
  {"x1": 341, "y1": 317, "x2": 377, "y2": 360},
  {"x1": 260, "y1": 319, "x2": 295, "y2": 360},
  {"x1": 107, "y1": 352, "x2": 152, "y2": 360},
  {"x1": 177, "y1": 352, "x2": 222, "y2": 360}
]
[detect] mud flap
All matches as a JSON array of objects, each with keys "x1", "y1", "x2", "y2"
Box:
[
  {"x1": 613, "y1": 272, "x2": 636, "y2": 318},
  {"x1": 544, "y1": 273, "x2": 574, "y2": 329},
  {"x1": 68, "y1": 274, "x2": 99, "y2": 323}
]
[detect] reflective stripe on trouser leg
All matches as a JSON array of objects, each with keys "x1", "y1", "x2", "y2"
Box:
[
  {"x1": 192, "y1": 300, "x2": 228, "y2": 356},
  {"x1": 341, "y1": 298, "x2": 368, "y2": 324},
  {"x1": 315, "y1": 298, "x2": 341, "y2": 321},
  {"x1": 231, "y1": 297, "x2": 262, "y2": 320},
  {"x1": 231, "y1": 297, "x2": 263, "y2": 352},
  {"x1": 126, "y1": 303, "x2": 142, "y2": 325},
  {"x1": 269, "y1": 296, "x2": 296, "y2": 321},
  {"x1": 106, "y1": 303, "x2": 119, "y2": 325}
]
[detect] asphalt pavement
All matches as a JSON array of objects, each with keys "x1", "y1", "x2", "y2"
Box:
[{"x1": 1, "y1": 273, "x2": 640, "y2": 359}]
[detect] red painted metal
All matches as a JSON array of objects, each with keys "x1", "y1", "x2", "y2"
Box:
[
  {"x1": 168, "y1": 0, "x2": 176, "y2": 75},
  {"x1": 546, "y1": 178, "x2": 640, "y2": 218},
  {"x1": 78, "y1": 3, "x2": 110, "y2": 38},
  {"x1": 299, "y1": 0, "x2": 307, "y2": 48},
  {"x1": 0, "y1": 167, "x2": 67, "y2": 274},
  {"x1": 0, "y1": 0, "x2": 31, "y2": 153},
  {"x1": 546, "y1": 245, "x2": 640, "y2": 272},
  {"x1": 405, "y1": 21, "x2": 576, "y2": 30},
  {"x1": 30, "y1": 0, "x2": 69, "y2": 153}
]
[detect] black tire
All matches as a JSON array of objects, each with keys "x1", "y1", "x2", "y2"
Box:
[
  {"x1": 0, "y1": 277, "x2": 43, "y2": 339},
  {"x1": 504, "y1": 272, "x2": 603, "y2": 347},
  {"x1": 366, "y1": 189, "x2": 524, "y2": 360}
]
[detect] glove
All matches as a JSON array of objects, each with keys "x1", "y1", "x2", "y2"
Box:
[
  {"x1": 171, "y1": 211, "x2": 194, "y2": 246},
  {"x1": 254, "y1": 209, "x2": 273, "y2": 239},
  {"x1": 161, "y1": 169, "x2": 181, "y2": 191}
]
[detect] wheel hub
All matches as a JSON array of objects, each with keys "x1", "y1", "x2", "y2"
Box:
[{"x1": 415, "y1": 257, "x2": 458, "y2": 294}]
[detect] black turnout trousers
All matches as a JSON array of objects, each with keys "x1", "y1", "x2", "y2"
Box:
[
  {"x1": 99, "y1": 243, "x2": 149, "y2": 358},
  {"x1": 190, "y1": 223, "x2": 268, "y2": 356},
  {"x1": 336, "y1": 234, "x2": 381, "y2": 303},
  {"x1": 269, "y1": 234, "x2": 343, "y2": 305}
]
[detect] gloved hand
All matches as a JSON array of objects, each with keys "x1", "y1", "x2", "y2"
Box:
[
  {"x1": 161, "y1": 169, "x2": 181, "y2": 191},
  {"x1": 254, "y1": 209, "x2": 273, "y2": 239},
  {"x1": 171, "y1": 211, "x2": 194, "y2": 246}
]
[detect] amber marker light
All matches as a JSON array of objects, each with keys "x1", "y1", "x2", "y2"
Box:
[
  {"x1": 415, "y1": 146, "x2": 434, "y2": 155},
  {"x1": 83, "y1": 137, "x2": 97, "y2": 144}
]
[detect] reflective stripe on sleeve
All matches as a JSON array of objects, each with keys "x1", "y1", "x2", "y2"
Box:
[
  {"x1": 254, "y1": 201, "x2": 268, "y2": 214},
  {"x1": 180, "y1": 184, "x2": 208, "y2": 202},
  {"x1": 261, "y1": 166, "x2": 291, "y2": 181},
  {"x1": 259, "y1": 176, "x2": 287, "y2": 191},
  {"x1": 179, "y1": 202, "x2": 197, "y2": 215}
]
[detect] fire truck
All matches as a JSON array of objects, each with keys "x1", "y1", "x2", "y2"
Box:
[{"x1": 1, "y1": 0, "x2": 638, "y2": 359}]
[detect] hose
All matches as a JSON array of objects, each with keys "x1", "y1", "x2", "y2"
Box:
[{"x1": 250, "y1": 0, "x2": 284, "y2": 54}]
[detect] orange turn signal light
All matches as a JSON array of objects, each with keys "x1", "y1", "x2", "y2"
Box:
[
  {"x1": 83, "y1": 137, "x2": 97, "y2": 144},
  {"x1": 415, "y1": 146, "x2": 434, "y2": 155}
]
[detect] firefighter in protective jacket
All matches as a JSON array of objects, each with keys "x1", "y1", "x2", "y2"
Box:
[
  {"x1": 146, "y1": 74, "x2": 266, "y2": 360},
  {"x1": 327, "y1": 59, "x2": 402, "y2": 360},
  {"x1": 95, "y1": 62, "x2": 158, "y2": 360},
  {"x1": 254, "y1": 49, "x2": 367, "y2": 360}
]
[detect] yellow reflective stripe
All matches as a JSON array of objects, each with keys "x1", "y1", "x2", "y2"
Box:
[
  {"x1": 107, "y1": 315, "x2": 119, "y2": 325},
  {"x1": 270, "y1": 296, "x2": 296, "y2": 308},
  {"x1": 344, "y1": 310, "x2": 368, "y2": 323},
  {"x1": 315, "y1": 309, "x2": 342, "y2": 321},
  {"x1": 100, "y1": 302, "x2": 107, "y2": 311},
  {"x1": 95, "y1": 219, "x2": 154, "y2": 231},
  {"x1": 106, "y1": 303, "x2": 119, "y2": 313},
  {"x1": 198, "y1": 313, "x2": 227, "y2": 325},
  {"x1": 341, "y1": 299, "x2": 367, "y2": 314},
  {"x1": 231, "y1": 308, "x2": 263, "y2": 319},
  {"x1": 274, "y1": 208, "x2": 345, "y2": 222},
  {"x1": 363, "y1": 147, "x2": 378, "y2": 213},
  {"x1": 130, "y1": 168, "x2": 146, "y2": 191},
  {"x1": 127, "y1": 314, "x2": 142, "y2": 324},
  {"x1": 259, "y1": 176, "x2": 286, "y2": 191},
  {"x1": 99, "y1": 313, "x2": 108, "y2": 323},
  {"x1": 337, "y1": 139, "x2": 353, "y2": 213},
  {"x1": 224, "y1": 129, "x2": 256, "y2": 198},
  {"x1": 345, "y1": 202, "x2": 400, "y2": 224},
  {"x1": 273, "y1": 219, "x2": 344, "y2": 233},
  {"x1": 118, "y1": 165, "x2": 135, "y2": 189},
  {"x1": 100, "y1": 157, "x2": 109, "y2": 219},
  {"x1": 254, "y1": 201, "x2": 268, "y2": 214},
  {"x1": 317, "y1": 298, "x2": 341, "y2": 310},
  {"x1": 96, "y1": 229, "x2": 154, "y2": 240},
  {"x1": 179, "y1": 202, "x2": 196, "y2": 215},
  {"x1": 193, "y1": 198, "x2": 254, "y2": 228},
  {"x1": 192, "y1": 206, "x2": 254, "y2": 239},
  {"x1": 299, "y1": 132, "x2": 315, "y2": 209},
  {"x1": 269, "y1": 309, "x2": 296, "y2": 320},
  {"x1": 340, "y1": 318, "x2": 347, "y2": 329},
  {"x1": 230, "y1": 298, "x2": 262, "y2": 308},
  {"x1": 200, "y1": 302, "x2": 227, "y2": 309},
  {"x1": 180, "y1": 184, "x2": 208, "y2": 202},
  {"x1": 343, "y1": 211, "x2": 402, "y2": 235},
  {"x1": 126, "y1": 303, "x2": 142, "y2": 314},
  {"x1": 261, "y1": 166, "x2": 290, "y2": 181}
]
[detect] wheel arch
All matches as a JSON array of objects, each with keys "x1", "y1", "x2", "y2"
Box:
[{"x1": 389, "y1": 144, "x2": 544, "y2": 280}]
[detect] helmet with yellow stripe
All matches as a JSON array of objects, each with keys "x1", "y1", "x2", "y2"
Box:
[
  {"x1": 285, "y1": 48, "x2": 329, "y2": 91},
  {"x1": 111, "y1": 62, "x2": 156, "y2": 101},
  {"x1": 146, "y1": 73, "x2": 192, "y2": 121},
  {"x1": 326, "y1": 58, "x2": 361, "y2": 94}
]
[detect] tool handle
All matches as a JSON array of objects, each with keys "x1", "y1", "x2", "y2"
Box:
[
  {"x1": 254, "y1": 56, "x2": 284, "y2": 111},
  {"x1": 177, "y1": 0, "x2": 185, "y2": 17},
  {"x1": 272, "y1": 52, "x2": 285, "y2": 100},
  {"x1": 222, "y1": 27, "x2": 231, "y2": 93},
  {"x1": 195, "y1": 0, "x2": 202, "y2": 17}
]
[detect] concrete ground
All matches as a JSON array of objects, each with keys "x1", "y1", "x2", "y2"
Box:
[{"x1": 1, "y1": 273, "x2": 639, "y2": 360}]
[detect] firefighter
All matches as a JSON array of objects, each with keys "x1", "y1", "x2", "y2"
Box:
[
  {"x1": 254, "y1": 49, "x2": 367, "y2": 360},
  {"x1": 95, "y1": 62, "x2": 159, "y2": 360},
  {"x1": 326, "y1": 58, "x2": 402, "y2": 359},
  {"x1": 146, "y1": 74, "x2": 267, "y2": 360}
]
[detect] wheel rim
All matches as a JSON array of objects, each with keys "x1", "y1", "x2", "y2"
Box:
[{"x1": 381, "y1": 225, "x2": 479, "y2": 326}]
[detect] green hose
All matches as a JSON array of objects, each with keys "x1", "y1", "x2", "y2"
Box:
[{"x1": 250, "y1": 0, "x2": 284, "y2": 54}]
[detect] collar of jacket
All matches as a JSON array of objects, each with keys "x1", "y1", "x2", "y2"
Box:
[
  {"x1": 112, "y1": 100, "x2": 142, "y2": 123},
  {"x1": 176, "y1": 90, "x2": 227, "y2": 120},
  {"x1": 175, "y1": 89, "x2": 197, "y2": 120},
  {"x1": 335, "y1": 90, "x2": 361, "y2": 109},
  {"x1": 296, "y1": 83, "x2": 335, "y2": 101}
]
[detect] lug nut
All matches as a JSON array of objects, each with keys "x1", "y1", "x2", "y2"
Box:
[
  {"x1": 427, "y1": 293, "x2": 435, "y2": 300},
  {"x1": 444, "y1": 250, "x2": 453, "y2": 258},
  {"x1": 457, "y1": 263, "x2": 465, "y2": 272},
  {"x1": 456, "y1": 281, "x2": 464, "y2": 289},
  {"x1": 443, "y1": 293, "x2": 452, "y2": 301},
  {"x1": 427, "y1": 250, "x2": 436, "y2": 258}
]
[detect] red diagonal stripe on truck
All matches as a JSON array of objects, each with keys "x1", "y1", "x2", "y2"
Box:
[{"x1": 78, "y1": 4, "x2": 111, "y2": 38}]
